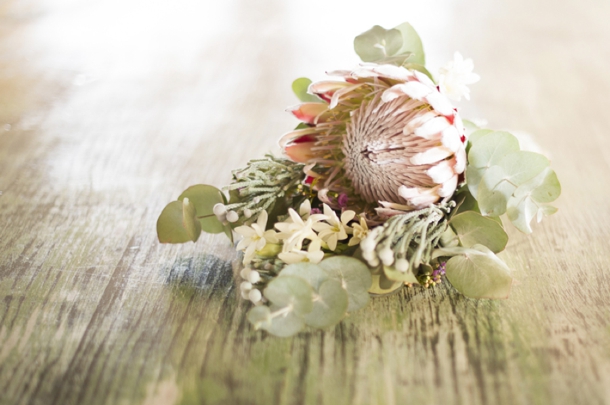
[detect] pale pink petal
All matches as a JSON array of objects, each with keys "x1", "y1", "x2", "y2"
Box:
[
  {"x1": 427, "y1": 160, "x2": 456, "y2": 184},
  {"x1": 438, "y1": 175, "x2": 458, "y2": 197},
  {"x1": 284, "y1": 142, "x2": 317, "y2": 163},
  {"x1": 287, "y1": 103, "x2": 328, "y2": 124},
  {"x1": 410, "y1": 147, "x2": 453, "y2": 165},
  {"x1": 370, "y1": 64, "x2": 413, "y2": 81},
  {"x1": 329, "y1": 83, "x2": 365, "y2": 109},
  {"x1": 453, "y1": 145, "x2": 467, "y2": 174},
  {"x1": 412, "y1": 70, "x2": 436, "y2": 88},
  {"x1": 403, "y1": 111, "x2": 436, "y2": 134},
  {"x1": 414, "y1": 116, "x2": 450, "y2": 138},
  {"x1": 440, "y1": 125, "x2": 462, "y2": 152},
  {"x1": 425, "y1": 92, "x2": 454, "y2": 116}
]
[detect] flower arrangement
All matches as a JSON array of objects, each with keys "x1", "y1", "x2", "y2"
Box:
[{"x1": 157, "y1": 23, "x2": 561, "y2": 337}]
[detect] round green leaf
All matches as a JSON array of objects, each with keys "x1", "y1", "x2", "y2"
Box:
[
  {"x1": 279, "y1": 262, "x2": 329, "y2": 291},
  {"x1": 318, "y1": 256, "x2": 372, "y2": 312},
  {"x1": 263, "y1": 276, "x2": 313, "y2": 316},
  {"x1": 450, "y1": 211, "x2": 508, "y2": 253},
  {"x1": 468, "y1": 131, "x2": 520, "y2": 169},
  {"x1": 477, "y1": 166, "x2": 516, "y2": 217},
  {"x1": 506, "y1": 194, "x2": 539, "y2": 234},
  {"x1": 157, "y1": 201, "x2": 192, "y2": 244},
  {"x1": 383, "y1": 265, "x2": 419, "y2": 284},
  {"x1": 302, "y1": 279, "x2": 348, "y2": 329},
  {"x1": 292, "y1": 78, "x2": 322, "y2": 103},
  {"x1": 182, "y1": 198, "x2": 201, "y2": 242},
  {"x1": 498, "y1": 151, "x2": 549, "y2": 186},
  {"x1": 393, "y1": 22, "x2": 425, "y2": 65},
  {"x1": 247, "y1": 306, "x2": 272, "y2": 330},
  {"x1": 445, "y1": 245, "x2": 513, "y2": 299},
  {"x1": 354, "y1": 25, "x2": 403, "y2": 62},
  {"x1": 263, "y1": 306, "x2": 304, "y2": 337},
  {"x1": 178, "y1": 185, "x2": 226, "y2": 234},
  {"x1": 368, "y1": 274, "x2": 403, "y2": 296}
]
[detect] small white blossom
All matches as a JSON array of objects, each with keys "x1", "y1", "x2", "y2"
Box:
[
  {"x1": 438, "y1": 52, "x2": 480, "y2": 101},
  {"x1": 312, "y1": 204, "x2": 354, "y2": 251},
  {"x1": 278, "y1": 239, "x2": 324, "y2": 264},
  {"x1": 274, "y1": 208, "x2": 325, "y2": 252},
  {"x1": 234, "y1": 210, "x2": 279, "y2": 265},
  {"x1": 348, "y1": 216, "x2": 369, "y2": 246}
]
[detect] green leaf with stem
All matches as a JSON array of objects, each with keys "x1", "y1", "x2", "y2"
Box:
[
  {"x1": 302, "y1": 279, "x2": 349, "y2": 329},
  {"x1": 450, "y1": 211, "x2": 508, "y2": 253},
  {"x1": 157, "y1": 201, "x2": 194, "y2": 244},
  {"x1": 318, "y1": 256, "x2": 372, "y2": 312},
  {"x1": 445, "y1": 244, "x2": 513, "y2": 299},
  {"x1": 178, "y1": 185, "x2": 227, "y2": 234},
  {"x1": 263, "y1": 276, "x2": 313, "y2": 316},
  {"x1": 393, "y1": 22, "x2": 425, "y2": 65},
  {"x1": 354, "y1": 25, "x2": 403, "y2": 63}
]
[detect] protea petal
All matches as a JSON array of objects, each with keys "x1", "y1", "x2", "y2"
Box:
[
  {"x1": 288, "y1": 102, "x2": 328, "y2": 124},
  {"x1": 282, "y1": 62, "x2": 465, "y2": 213}
]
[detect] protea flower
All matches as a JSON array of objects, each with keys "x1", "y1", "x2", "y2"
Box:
[{"x1": 280, "y1": 63, "x2": 466, "y2": 217}]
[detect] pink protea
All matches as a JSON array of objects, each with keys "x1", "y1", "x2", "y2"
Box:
[{"x1": 280, "y1": 63, "x2": 466, "y2": 217}]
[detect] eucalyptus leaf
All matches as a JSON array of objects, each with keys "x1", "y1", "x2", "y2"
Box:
[
  {"x1": 445, "y1": 244, "x2": 513, "y2": 299},
  {"x1": 157, "y1": 201, "x2": 193, "y2": 244},
  {"x1": 263, "y1": 306, "x2": 305, "y2": 337},
  {"x1": 303, "y1": 279, "x2": 349, "y2": 329},
  {"x1": 318, "y1": 256, "x2": 372, "y2": 312},
  {"x1": 506, "y1": 194, "x2": 539, "y2": 234},
  {"x1": 247, "y1": 306, "x2": 272, "y2": 330},
  {"x1": 497, "y1": 151, "x2": 549, "y2": 186},
  {"x1": 178, "y1": 185, "x2": 226, "y2": 234},
  {"x1": 263, "y1": 276, "x2": 313, "y2": 316},
  {"x1": 477, "y1": 166, "x2": 516, "y2": 216},
  {"x1": 368, "y1": 274, "x2": 404, "y2": 296},
  {"x1": 468, "y1": 131, "x2": 520, "y2": 169},
  {"x1": 393, "y1": 22, "x2": 425, "y2": 65},
  {"x1": 354, "y1": 25, "x2": 403, "y2": 62},
  {"x1": 182, "y1": 198, "x2": 201, "y2": 242},
  {"x1": 450, "y1": 211, "x2": 508, "y2": 253},
  {"x1": 291, "y1": 78, "x2": 322, "y2": 103},
  {"x1": 279, "y1": 262, "x2": 329, "y2": 291},
  {"x1": 515, "y1": 167, "x2": 561, "y2": 203},
  {"x1": 464, "y1": 129, "x2": 494, "y2": 145},
  {"x1": 383, "y1": 265, "x2": 419, "y2": 284}
]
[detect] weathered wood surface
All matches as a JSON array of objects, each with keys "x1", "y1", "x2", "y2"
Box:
[{"x1": 1, "y1": 0, "x2": 609, "y2": 404}]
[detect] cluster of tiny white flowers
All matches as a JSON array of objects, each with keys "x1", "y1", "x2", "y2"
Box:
[{"x1": 232, "y1": 200, "x2": 371, "y2": 304}]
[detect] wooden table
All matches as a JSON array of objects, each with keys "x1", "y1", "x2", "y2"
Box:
[{"x1": 1, "y1": 0, "x2": 609, "y2": 404}]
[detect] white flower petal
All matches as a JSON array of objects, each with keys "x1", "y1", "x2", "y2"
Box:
[
  {"x1": 427, "y1": 160, "x2": 455, "y2": 184},
  {"x1": 438, "y1": 175, "x2": 458, "y2": 197},
  {"x1": 425, "y1": 92, "x2": 454, "y2": 116},
  {"x1": 410, "y1": 147, "x2": 453, "y2": 165},
  {"x1": 440, "y1": 125, "x2": 462, "y2": 152},
  {"x1": 414, "y1": 116, "x2": 450, "y2": 138}
]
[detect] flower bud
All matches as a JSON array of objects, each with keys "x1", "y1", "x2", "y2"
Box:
[
  {"x1": 248, "y1": 270, "x2": 261, "y2": 284},
  {"x1": 213, "y1": 203, "x2": 227, "y2": 216},
  {"x1": 226, "y1": 211, "x2": 239, "y2": 223},
  {"x1": 248, "y1": 289, "x2": 262, "y2": 303}
]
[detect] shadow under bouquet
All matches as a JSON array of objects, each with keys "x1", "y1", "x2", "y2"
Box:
[{"x1": 157, "y1": 23, "x2": 561, "y2": 337}]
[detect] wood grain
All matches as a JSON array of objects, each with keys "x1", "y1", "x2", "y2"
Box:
[{"x1": 1, "y1": 0, "x2": 609, "y2": 404}]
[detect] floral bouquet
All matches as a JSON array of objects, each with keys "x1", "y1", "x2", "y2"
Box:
[{"x1": 157, "y1": 23, "x2": 561, "y2": 337}]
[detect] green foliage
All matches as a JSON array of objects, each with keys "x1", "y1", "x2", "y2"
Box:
[
  {"x1": 353, "y1": 22, "x2": 426, "y2": 69},
  {"x1": 354, "y1": 25, "x2": 403, "y2": 62},
  {"x1": 302, "y1": 280, "x2": 349, "y2": 328},
  {"x1": 444, "y1": 245, "x2": 513, "y2": 299},
  {"x1": 466, "y1": 130, "x2": 560, "y2": 234},
  {"x1": 291, "y1": 78, "x2": 323, "y2": 103},
  {"x1": 263, "y1": 276, "x2": 314, "y2": 316},
  {"x1": 157, "y1": 201, "x2": 198, "y2": 244},
  {"x1": 450, "y1": 211, "x2": 508, "y2": 253},
  {"x1": 157, "y1": 184, "x2": 231, "y2": 245},
  {"x1": 246, "y1": 257, "x2": 373, "y2": 337},
  {"x1": 319, "y1": 256, "x2": 372, "y2": 312},
  {"x1": 178, "y1": 185, "x2": 227, "y2": 234},
  {"x1": 393, "y1": 22, "x2": 425, "y2": 65}
]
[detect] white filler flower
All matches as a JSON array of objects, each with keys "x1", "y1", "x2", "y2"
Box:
[{"x1": 438, "y1": 52, "x2": 480, "y2": 101}]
